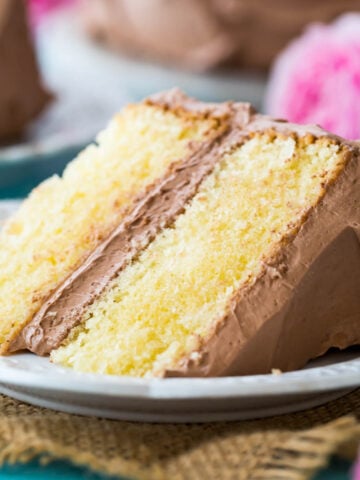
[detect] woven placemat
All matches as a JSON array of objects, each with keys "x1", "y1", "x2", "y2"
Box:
[{"x1": 0, "y1": 390, "x2": 359, "y2": 480}]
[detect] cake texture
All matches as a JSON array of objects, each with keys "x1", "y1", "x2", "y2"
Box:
[
  {"x1": 3, "y1": 90, "x2": 360, "y2": 378},
  {"x1": 0, "y1": 0, "x2": 51, "y2": 140},
  {"x1": 83, "y1": 0, "x2": 360, "y2": 71}
]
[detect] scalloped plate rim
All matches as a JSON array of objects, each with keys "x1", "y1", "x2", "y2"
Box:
[{"x1": 0, "y1": 353, "x2": 358, "y2": 400}]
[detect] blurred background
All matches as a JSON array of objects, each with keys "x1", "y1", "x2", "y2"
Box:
[{"x1": 1, "y1": 0, "x2": 359, "y2": 197}]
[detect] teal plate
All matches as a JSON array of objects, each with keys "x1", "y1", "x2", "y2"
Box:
[
  {"x1": 0, "y1": 451, "x2": 352, "y2": 480},
  {"x1": 0, "y1": 144, "x2": 86, "y2": 199}
]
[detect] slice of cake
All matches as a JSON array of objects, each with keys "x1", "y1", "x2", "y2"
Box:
[
  {"x1": 0, "y1": 91, "x2": 227, "y2": 353},
  {"x1": 5, "y1": 90, "x2": 360, "y2": 377},
  {"x1": 0, "y1": 0, "x2": 51, "y2": 140}
]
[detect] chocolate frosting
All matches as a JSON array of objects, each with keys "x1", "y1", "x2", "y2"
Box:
[
  {"x1": 10, "y1": 90, "x2": 360, "y2": 377},
  {"x1": 83, "y1": 0, "x2": 360, "y2": 71},
  {"x1": 0, "y1": 0, "x2": 51, "y2": 140}
]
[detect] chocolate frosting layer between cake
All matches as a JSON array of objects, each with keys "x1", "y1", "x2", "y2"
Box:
[{"x1": 9, "y1": 90, "x2": 360, "y2": 377}]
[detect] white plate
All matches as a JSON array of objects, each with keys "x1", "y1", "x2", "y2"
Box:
[
  {"x1": 1, "y1": 201, "x2": 360, "y2": 422},
  {"x1": 0, "y1": 350, "x2": 359, "y2": 423}
]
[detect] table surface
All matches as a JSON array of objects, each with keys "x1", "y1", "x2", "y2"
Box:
[{"x1": 0, "y1": 457, "x2": 351, "y2": 479}]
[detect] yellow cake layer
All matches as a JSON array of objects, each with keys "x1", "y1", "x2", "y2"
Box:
[
  {"x1": 52, "y1": 133, "x2": 348, "y2": 377},
  {"x1": 0, "y1": 104, "x2": 217, "y2": 350}
]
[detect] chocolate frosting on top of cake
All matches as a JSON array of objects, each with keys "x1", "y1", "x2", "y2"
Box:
[{"x1": 9, "y1": 91, "x2": 360, "y2": 377}]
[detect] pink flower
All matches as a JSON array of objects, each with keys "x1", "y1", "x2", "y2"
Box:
[
  {"x1": 353, "y1": 454, "x2": 360, "y2": 480},
  {"x1": 265, "y1": 14, "x2": 360, "y2": 140},
  {"x1": 27, "y1": 0, "x2": 76, "y2": 27}
]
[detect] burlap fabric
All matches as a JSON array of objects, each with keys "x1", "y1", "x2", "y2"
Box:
[{"x1": 0, "y1": 390, "x2": 358, "y2": 480}]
